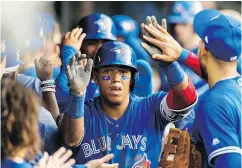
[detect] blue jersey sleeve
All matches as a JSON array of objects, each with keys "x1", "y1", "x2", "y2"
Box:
[
  {"x1": 38, "y1": 107, "x2": 60, "y2": 154},
  {"x1": 196, "y1": 98, "x2": 241, "y2": 166},
  {"x1": 16, "y1": 74, "x2": 41, "y2": 97}
]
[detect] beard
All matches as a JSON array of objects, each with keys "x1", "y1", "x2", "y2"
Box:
[
  {"x1": 200, "y1": 62, "x2": 208, "y2": 80},
  {"x1": 101, "y1": 94, "x2": 123, "y2": 107}
]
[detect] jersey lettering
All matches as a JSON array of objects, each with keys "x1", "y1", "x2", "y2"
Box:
[{"x1": 82, "y1": 135, "x2": 147, "y2": 158}]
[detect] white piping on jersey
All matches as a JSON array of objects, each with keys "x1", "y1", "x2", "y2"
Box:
[
  {"x1": 219, "y1": 75, "x2": 241, "y2": 82},
  {"x1": 208, "y1": 146, "x2": 242, "y2": 166},
  {"x1": 104, "y1": 116, "x2": 113, "y2": 125}
]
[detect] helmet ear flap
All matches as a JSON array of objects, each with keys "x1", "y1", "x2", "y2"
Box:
[{"x1": 130, "y1": 71, "x2": 139, "y2": 91}]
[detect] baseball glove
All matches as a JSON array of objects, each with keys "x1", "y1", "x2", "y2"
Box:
[{"x1": 159, "y1": 128, "x2": 202, "y2": 168}]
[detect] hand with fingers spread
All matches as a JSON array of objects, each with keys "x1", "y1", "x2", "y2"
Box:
[
  {"x1": 141, "y1": 16, "x2": 183, "y2": 64},
  {"x1": 140, "y1": 16, "x2": 171, "y2": 66},
  {"x1": 35, "y1": 57, "x2": 54, "y2": 81},
  {"x1": 34, "y1": 147, "x2": 76, "y2": 168},
  {"x1": 85, "y1": 154, "x2": 119, "y2": 168},
  {"x1": 66, "y1": 53, "x2": 93, "y2": 95},
  {"x1": 62, "y1": 28, "x2": 86, "y2": 51}
]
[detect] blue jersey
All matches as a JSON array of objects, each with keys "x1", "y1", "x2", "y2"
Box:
[
  {"x1": 74, "y1": 93, "x2": 196, "y2": 168},
  {"x1": 1, "y1": 158, "x2": 33, "y2": 168},
  {"x1": 38, "y1": 107, "x2": 60, "y2": 154},
  {"x1": 192, "y1": 76, "x2": 242, "y2": 167},
  {"x1": 17, "y1": 74, "x2": 41, "y2": 96}
]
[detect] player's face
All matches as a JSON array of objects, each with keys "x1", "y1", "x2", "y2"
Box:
[
  {"x1": 174, "y1": 23, "x2": 194, "y2": 45},
  {"x1": 81, "y1": 39, "x2": 108, "y2": 60},
  {"x1": 198, "y1": 40, "x2": 208, "y2": 80},
  {"x1": 96, "y1": 66, "x2": 131, "y2": 105}
]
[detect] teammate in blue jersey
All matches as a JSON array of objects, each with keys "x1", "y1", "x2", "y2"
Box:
[
  {"x1": 191, "y1": 10, "x2": 242, "y2": 168},
  {"x1": 59, "y1": 41, "x2": 197, "y2": 167},
  {"x1": 140, "y1": 9, "x2": 241, "y2": 168},
  {"x1": 56, "y1": 13, "x2": 117, "y2": 111}
]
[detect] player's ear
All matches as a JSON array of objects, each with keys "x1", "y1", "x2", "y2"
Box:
[{"x1": 199, "y1": 41, "x2": 208, "y2": 58}]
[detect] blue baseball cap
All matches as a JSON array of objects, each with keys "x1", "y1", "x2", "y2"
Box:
[
  {"x1": 193, "y1": 9, "x2": 241, "y2": 62},
  {"x1": 168, "y1": 1, "x2": 203, "y2": 24}
]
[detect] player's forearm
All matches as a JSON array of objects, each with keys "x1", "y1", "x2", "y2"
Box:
[
  {"x1": 160, "y1": 61, "x2": 197, "y2": 109},
  {"x1": 178, "y1": 49, "x2": 204, "y2": 78},
  {"x1": 59, "y1": 94, "x2": 85, "y2": 147},
  {"x1": 59, "y1": 116, "x2": 84, "y2": 147},
  {"x1": 42, "y1": 92, "x2": 60, "y2": 121},
  {"x1": 56, "y1": 45, "x2": 78, "y2": 93},
  {"x1": 166, "y1": 77, "x2": 197, "y2": 110}
]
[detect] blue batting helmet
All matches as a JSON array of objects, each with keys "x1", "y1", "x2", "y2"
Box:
[
  {"x1": 94, "y1": 41, "x2": 137, "y2": 91},
  {"x1": 168, "y1": 1, "x2": 203, "y2": 24},
  {"x1": 77, "y1": 13, "x2": 117, "y2": 41},
  {"x1": 112, "y1": 15, "x2": 140, "y2": 38},
  {"x1": 94, "y1": 41, "x2": 137, "y2": 72}
]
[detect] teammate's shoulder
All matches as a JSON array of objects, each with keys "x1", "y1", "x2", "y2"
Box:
[{"x1": 212, "y1": 76, "x2": 242, "y2": 90}]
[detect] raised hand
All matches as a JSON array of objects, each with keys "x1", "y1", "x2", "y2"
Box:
[
  {"x1": 141, "y1": 16, "x2": 170, "y2": 66},
  {"x1": 34, "y1": 57, "x2": 54, "y2": 81},
  {"x1": 34, "y1": 147, "x2": 75, "y2": 168},
  {"x1": 62, "y1": 28, "x2": 86, "y2": 51},
  {"x1": 142, "y1": 16, "x2": 183, "y2": 63},
  {"x1": 66, "y1": 53, "x2": 93, "y2": 95},
  {"x1": 85, "y1": 154, "x2": 119, "y2": 168}
]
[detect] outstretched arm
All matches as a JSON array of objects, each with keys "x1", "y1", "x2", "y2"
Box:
[
  {"x1": 35, "y1": 56, "x2": 60, "y2": 121},
  {"x1": 141, "y1": 17, "x2": 197, "y2": 113},
  {"x1": 141, "y1": 18, "x2": 205, "y2": 80},
  {"x1": 59, "y1": 53, "x2": 93, "y2": 147}
]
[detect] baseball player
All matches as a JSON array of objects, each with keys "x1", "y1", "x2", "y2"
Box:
[
  {"x1": 141, "y1": 9, "x2": 241, "y2": 168},
  {"x1": 112, "y1": 15, "x2": 153, "y2": 97},
  {"x1": 55, "y1": 13, "x2": 117, "y2": 111},
  {"x1": 59, "y1": 40, "x2": 197, "y2": 167}
]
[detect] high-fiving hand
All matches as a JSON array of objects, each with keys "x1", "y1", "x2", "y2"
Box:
[
  {"x1": 141, "y1": 16, "x2": 183, "y2": 64},
  {"x1": 66, "y1": 53, "x2": 93, "y2": 95}
]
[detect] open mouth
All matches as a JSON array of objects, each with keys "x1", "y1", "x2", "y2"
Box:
[{"x1": 109, "y1": 85, "x2": 122, "y2": 95}]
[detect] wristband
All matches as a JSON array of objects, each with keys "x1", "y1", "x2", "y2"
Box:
[
  {"x1": 162, "y1": 62, "x2": 185, "y2": 86},
  {"x1": 41, "y1": 80, "x2": 55, "y2": 85},
  {"x1": 41, "y1": 80, "x2": 56, "y2": 92},
  {"x1": 64, "y1": 93, "x2": 85, "y2": 119},
  {"x1": 178, "y1": 48, "x2": 190, "y2": 63},
  {"x1": 41, "y1": 87, "x2": 56, "y2": 93}
]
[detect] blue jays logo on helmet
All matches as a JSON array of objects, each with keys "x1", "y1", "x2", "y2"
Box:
[
  {"x1": 78, "y1": 13, "x2": 117, "y2": 41},
  {"x1": 112, "y1": 15, "x2": 140, "y2": 38},
  {"x1": 94, "y1": 41, "x2": 137, "y2": 71},
  {"x1": 110, "y1": 45, "x2": 130, "y2": 58},
  {"x1": 94, "y1": 16, "x2": 112, "y2": 34}
]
